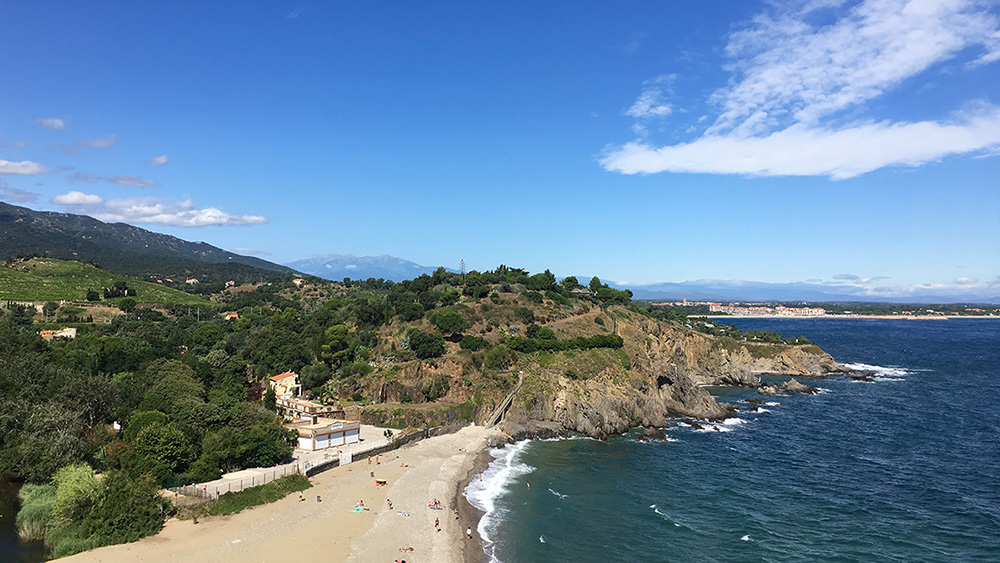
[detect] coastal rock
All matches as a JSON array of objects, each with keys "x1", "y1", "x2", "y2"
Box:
[
  {"x1": 499, "y1": 310, "x2": 848, "y2": 439},
  {"x1": 641, "y1": 427, "x2": 668, "y2": 441},
  {"x1": 780, "y1": 378, "x2": 819, "y2": 394},
  {"x1": 757, "y1": 384, "x2": 786, "y2": 396},
  {"x1": 744, "y1": 397, "x2": 767, "y2": 405}
]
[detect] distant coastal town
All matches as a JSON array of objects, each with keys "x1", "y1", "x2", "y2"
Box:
[{"x1": 649, "y1": 300, "x2": 1000, "y2": 318}]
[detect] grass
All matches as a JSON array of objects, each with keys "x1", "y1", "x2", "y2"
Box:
[
  {"x1": 0, "y1": 258, "x2": 208, "y2": 305},
  {"x1": 178, "y1": 475, "x2": 311, "y2": 520}
]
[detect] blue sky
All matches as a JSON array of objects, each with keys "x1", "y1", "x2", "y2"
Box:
[{"x1": 1, "y1": 1, "x2": 998, "y2": 300}]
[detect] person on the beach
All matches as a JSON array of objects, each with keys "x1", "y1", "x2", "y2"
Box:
[
  {"x1": 467, "y1": 527, "x2": 472, "y2": 539},
  {"x1": 454, "y1": 508, "x2": 459, "y2": 520}
]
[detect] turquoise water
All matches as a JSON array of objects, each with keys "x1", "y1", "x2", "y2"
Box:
[{"x1": 466, "y1": 319, "x2": 1000, "y2": 562}]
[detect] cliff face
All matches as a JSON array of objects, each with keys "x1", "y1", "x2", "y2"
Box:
[{"x1": 501, "y1": 311, "x2": 848, "y2": 439}]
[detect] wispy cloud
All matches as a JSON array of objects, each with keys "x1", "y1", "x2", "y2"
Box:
[
  {"x1": 104, "y1": 175, "x2": 160, "y2": 188},
  {"x1": 231, "y1": 247, "x2": 271, "y2": 256},
  {"x1": 63, "y1": 134, "x2": 118, "y2": 155},
  {"x1": 68, "y1": 172, "x2": 99, "y2": 183},
  {"x1": 0, "y1": 179, "x2": 39, "y2": 203},
  {"x1": 0, "y1": 138, "x2": 29, "y2": 149},
  {"x1": 36, "y1": 117, "x2": 67, "y2": 130},
  {"x1": 147, "y1": 154, "x2": 168, "y2": 166},
  {"x1": 287, "y1": 6, "x2": 306, "y2": 18},
  {"x1": 625, "y1": 74, "x2": 675, "y2": 119},
  {"x1": 50, "y1": 193, "x2": 268, "y2": 227},
  {"x1": 603, "y1": 0, "x2": 1000, "y2": 179},
  {"x1": 0, "y1": 159, "x2": 49, "y2": 175}
]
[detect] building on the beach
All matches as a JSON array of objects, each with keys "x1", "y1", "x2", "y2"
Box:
[
  {"x1": 269, "y1": 371, "x2": 301, "y2": 398},
  {"x1": 285, "y1": 417, "x2": 360, "y2": 451}
]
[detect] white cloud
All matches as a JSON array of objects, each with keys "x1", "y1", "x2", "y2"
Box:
[
  {"x1": 104, "y1": 175, "x2": 160, "y2": 188},
  {"x1": 148, "y1": 154, "x2": 168, "y2": 166},
  {"x1": 605, "y1": 0, "x2": 1000, "y2": 178},
  {"x1": 0, "y1": 160, "x2": 50, "y2": 175},
  {"x1": 36, "y1": 117, "x2": 67, "y2": 130},
  {"x1": 86, "y1": 197, "x2": 268, "y2": 227},
  {"x1": 52, "y1": 191, "x2": 104, "y2": 205}
]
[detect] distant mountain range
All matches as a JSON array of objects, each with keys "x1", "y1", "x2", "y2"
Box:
[
  {"x1": 0, "y1": 202, "x2": 294, "y2": 284},
  {"x1": 285, "y1": 254, "x2": 446, "y2": 282}
]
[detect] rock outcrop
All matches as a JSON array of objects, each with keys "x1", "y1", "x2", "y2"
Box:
[{"x1": 501, "y1": 310, "x2": 848, "y2": 439}]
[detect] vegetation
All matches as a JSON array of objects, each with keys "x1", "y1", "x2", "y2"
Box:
[
  {"x1": 179, "y1": 475, "x2": 311, "y2": 519},
  {"x1": 0, "y1": 256, "x2": 824, "y2": 559},
  {"x1": 0, "y1": 258, "x2": 209, "y2": 304}
]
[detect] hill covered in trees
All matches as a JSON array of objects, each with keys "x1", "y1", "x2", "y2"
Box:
[{"x1": 0, "y1": 202, "x2": 294, "y2": 286}]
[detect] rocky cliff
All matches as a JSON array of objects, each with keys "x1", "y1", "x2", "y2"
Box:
[{"x1": 501, "y1": 310, "x2": 849, "y2": 439}]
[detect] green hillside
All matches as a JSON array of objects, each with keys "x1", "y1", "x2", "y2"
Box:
[{"x1": 0, "y1": 258, "x2": 210, "y2": 305}]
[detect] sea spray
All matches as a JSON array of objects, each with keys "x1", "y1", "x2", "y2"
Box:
[{"x1": 464, "y1": 440, "x2": 535, "y2": 562}]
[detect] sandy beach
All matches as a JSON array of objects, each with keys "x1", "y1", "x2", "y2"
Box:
[{"x1": 65, "y1": 424, "x2": 501, "y2": 563}]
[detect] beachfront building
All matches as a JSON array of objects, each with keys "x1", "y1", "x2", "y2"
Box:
[{"x1": 285, "y1": 417, "x2": 360, "y2": 451}]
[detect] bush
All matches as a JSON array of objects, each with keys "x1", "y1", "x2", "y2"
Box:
[
  {"x1": 514, "y1": 307, "x2": 535, "y2": 324},
  {"x1": 433, "y1": 310, "x2": 470, "y2": 335},
  {"x1": 594, "y1": 316, "x2": 605, "y2": 326},
  {"x1": 460, "y1": 335, "x2": 487, "y2": 351},
  {"x1": 16, "y1": 483, "x2": 56, "y2": 541},
  {"x1": 407, "y1": 329, "x2": 445, "y2": 359},
  {"x1": 484, "y1": 345, "x2": 514, "y2": 370},
  {"x1": 524, "y1": 292, "x2": 543, "y2": 304}
]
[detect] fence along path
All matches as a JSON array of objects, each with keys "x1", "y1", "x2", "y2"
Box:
[{"x1": 177, "y1": 435, "x2": 393, "y2": 501}]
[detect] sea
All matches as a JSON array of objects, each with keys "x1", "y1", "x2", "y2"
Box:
[{"x1": 465, "y1": 318, "x2": 1000, "y2": 562}]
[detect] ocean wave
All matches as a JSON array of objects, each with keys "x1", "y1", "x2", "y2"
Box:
[
  {"x1": 548, "y1": 488, "x2": 568, "y2": 500},
  {"x1": 843, "y1": 362, "x2": 912, "y2": 377},
  {"x1": 464, "y1": 440, "x2": 536, "y2": 562}
]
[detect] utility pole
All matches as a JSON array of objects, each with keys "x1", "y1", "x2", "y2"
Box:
[{"x1": 460, "y1": 259, "x2": 466, "y2": 283}]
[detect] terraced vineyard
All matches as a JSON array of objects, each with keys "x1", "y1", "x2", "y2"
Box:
[{"x1": 0, "y1": 258, "x2": 209, "y2": 305}]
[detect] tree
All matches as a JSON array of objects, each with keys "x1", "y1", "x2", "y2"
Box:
[
  {"x1": 51, "y1": 463, "x2": 101, "y2": 523},
  {"x1": 84, "y1": 470, "x2": 166, "y2": 544},
  {"x1": 118, "y1": 298, "x2": 137, "y2": 313},
  {"x1": 132, "y1": 424, "x2": 194, "y2": 474},
  {"x1": 8, "y1": 304, "x2": 35, "y2": 326},
  {"x1": 407, "y1": 329, "x2": 445, "y2": 359},
  {"x1": 43, "y1": 301, "x2": 59, "y2": 318},
  {"x1": 433, "y1": 311, "x2": 470, "y2": 335},
  {"x1": 321, "y1": 324, "x2": 352, "y2": 367},
  {"x1": 561, "y1": 276, "x2": 580, "y2": 290},
  {"x1": 589, "y1": 276, "x2": 603, "y2": 292},
  {"x1": 86, "y1": 289, "x2": 101, "y2": 302},
  {"x1": 263, "y1": 384, "x2": 277, "y2": 412}
]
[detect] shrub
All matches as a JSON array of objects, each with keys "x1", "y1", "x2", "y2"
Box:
[
  {"x1": 594, "y1": 316, "x2": 605, "y2": 326},
  {"x1": 459, "y1": 335, "x2": 487, "y2": 351},
  {"x1": 514, "y1": 307, "x2": 535, "y2": 324},
  {"x1": 407, "y1": 329, "x2": 446, "y2": 359},
  {"x1": 16, "y1": 483, "x2": 56, "y2": 541},
  {"x1": 484, "y1": 345, "x2": 514, "y2": 370},
  {"x1": 524, "y1": 292, "x2": 543, "y2": 304}
]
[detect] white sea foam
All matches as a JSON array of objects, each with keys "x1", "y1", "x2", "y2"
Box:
[
  {"x1": 548, "y1": 488, "x2": 568, "y2": 500},
  {"x1": 843, "y1": 362, "x2": 911, "y2": 378},
  {"x1": 756, "y1": 408, "x2": 771, "y2": 413},
  {"x1": 464, "y1": 440, "x2": 535, "y2": 562},
  {"x1": 651, "y1": 504, "x2": 683, "y2": 527},
  {"x1": 539, "y1": 535, "x2": 546, "y2": 543},
  {"x1": 741, "y1": 534, "x2": 751, "y2": 541}
]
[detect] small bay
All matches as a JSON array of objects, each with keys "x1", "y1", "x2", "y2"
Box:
[{"x1": 468, "y1": 319, "x2": 1000, "y2": 562}]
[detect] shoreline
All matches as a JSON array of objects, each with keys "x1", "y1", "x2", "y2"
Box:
[{"x1": 65, "y1": 425, "x2": 502, "y2": 563}]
